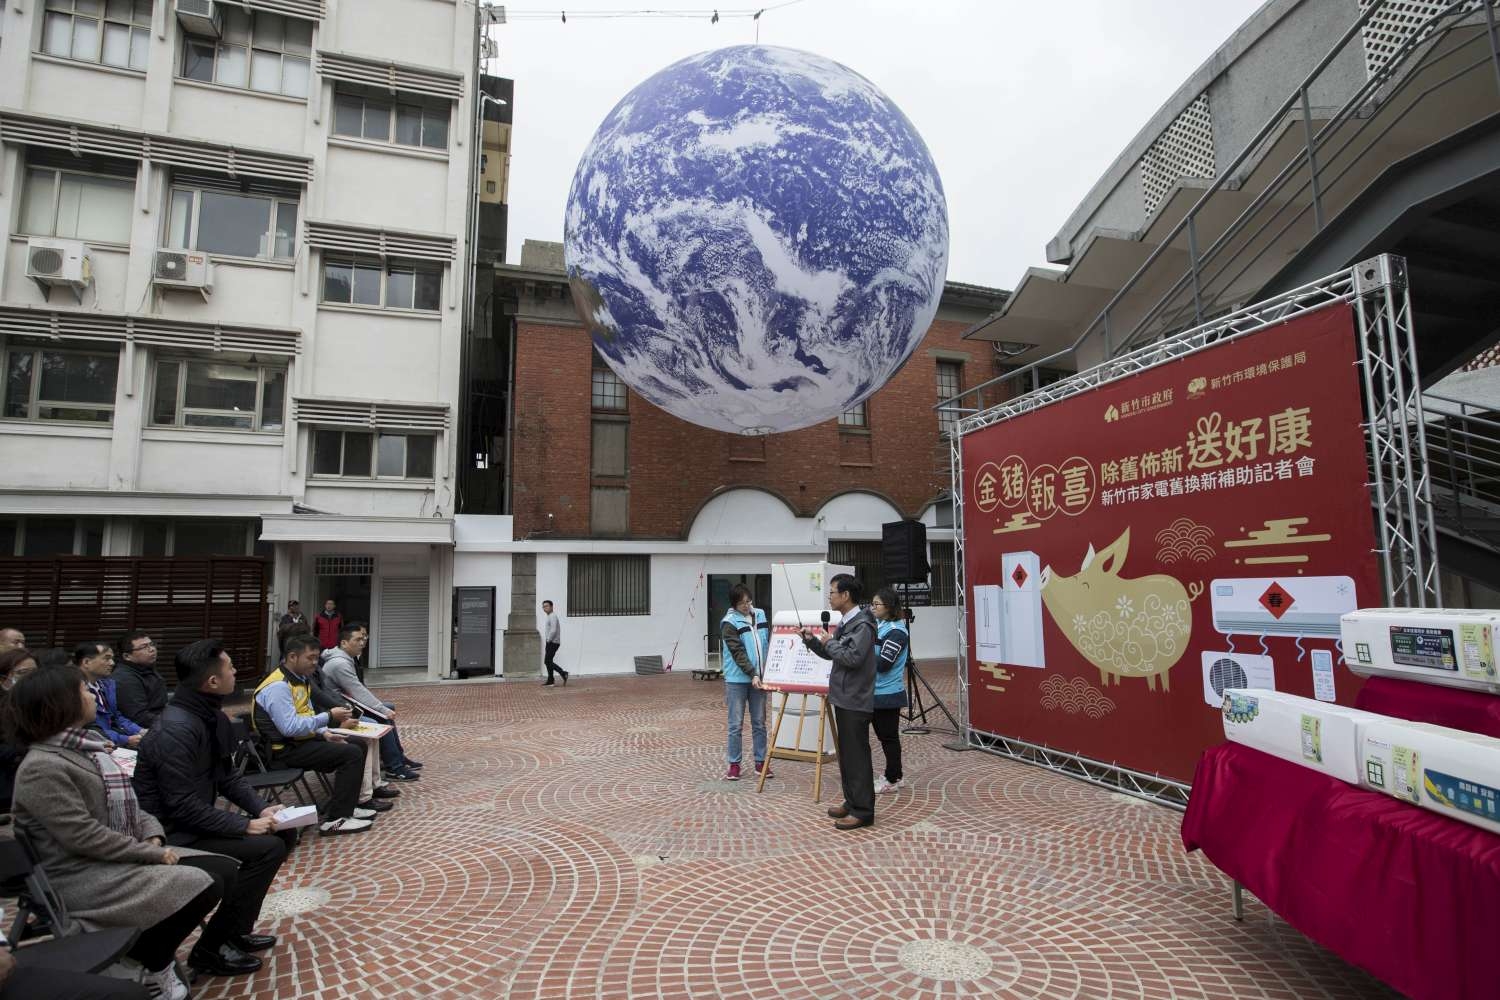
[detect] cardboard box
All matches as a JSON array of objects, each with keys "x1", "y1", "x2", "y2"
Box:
[
  {"x1": 1222, "y1": 689, "x2": 1380, "y2": 784},
  {"x1": 1360, "y1": 718, "x2": 1500, "y2": 835}
]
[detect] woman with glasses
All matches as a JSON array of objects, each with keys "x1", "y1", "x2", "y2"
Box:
[{"x1": 869, "y1": 587, "x2": 910, "y2": 794}]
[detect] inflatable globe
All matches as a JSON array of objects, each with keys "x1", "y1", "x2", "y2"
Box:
[{"x1": 564, "y1": 45, "x2": 950, "y2": 435}]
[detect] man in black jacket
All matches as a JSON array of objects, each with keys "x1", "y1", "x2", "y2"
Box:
[
  {"x1": 801, "y1": 574, "x2": 879, "y2": 830},
  {"x1": 133, "y1": 638, "x2": 290, "y2": 978},
  {"x1": 113, "y1": 630, "x2": 168, "y2": 729}
]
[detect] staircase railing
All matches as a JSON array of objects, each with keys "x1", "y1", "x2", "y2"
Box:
[
  {"x1": 942, "y1": 0, "x2": 1500, "y2": 419},
  {"x1": 1421, "y1": 391, "x2": 1500, "y2": 540}
]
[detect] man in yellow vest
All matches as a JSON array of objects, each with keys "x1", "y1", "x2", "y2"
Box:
[{"x1": 253, "y1": 634, "x2": 373, "y2": 835}]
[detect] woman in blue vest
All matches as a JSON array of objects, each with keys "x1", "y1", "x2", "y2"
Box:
[
  {"x1": 870, "y1": 587, "x2": 910, "y2": 794},
  {"x1": 720, "y1": 583, "x2": 771, "y2": 781}
]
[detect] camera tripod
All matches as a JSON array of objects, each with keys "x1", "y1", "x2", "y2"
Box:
[{"x1": 898, "y1": 605, "x2": 962, "y2": 738}]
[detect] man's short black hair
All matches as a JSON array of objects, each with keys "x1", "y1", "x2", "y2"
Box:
[
  {"x1": 116, "y1": 629, "x2": 152, "y2": 660},
  {"x1": 829, "y1": 573, "x2": 863, "y2": 604},
  {"x1": 542, "y1": 600, "x2": 553, "y2": 607},
  {"x1": 71, "y1": 641, "x2": 107, "y2": 666},
  {"x1": 175, "y1": 638, "x2": 227, "y2": 687},
  {"x1": 339, "y1": 622, "x2": 366, "y2": 644},
  {"x1": 288, "y1": 600, "x2": 300, "y2": 607},
  {"x1": 282, "y1": 633, "x2": 320, "y2": 659}
]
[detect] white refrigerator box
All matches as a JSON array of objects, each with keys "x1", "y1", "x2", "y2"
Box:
[
  {"x1": 1359, "y1": 718, "x2": 1500, "y2": 835},
  {"x1": 1000, "y1": 551, "x2": 1045, "y2": 669},
  {"x1": 1221, "y1": 689, "x2": 1380, "y2": 784}
]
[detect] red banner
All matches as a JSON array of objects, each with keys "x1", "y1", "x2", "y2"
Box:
[{"x1": 961, "y1": 303, "x2": 1381, "y2": 783}]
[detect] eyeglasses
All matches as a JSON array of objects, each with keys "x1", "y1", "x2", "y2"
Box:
[{"x1": 131, "y1": 641, "x2": 156, "y2": 652}]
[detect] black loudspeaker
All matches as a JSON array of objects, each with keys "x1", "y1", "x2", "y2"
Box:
[{"x1": 881, "y1": 519, "x2": 930, "y2": 584}]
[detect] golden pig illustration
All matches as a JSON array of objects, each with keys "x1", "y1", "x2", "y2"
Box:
[{"x1": 1040, "y1": 528, "x2": 1203, "y2": 691}]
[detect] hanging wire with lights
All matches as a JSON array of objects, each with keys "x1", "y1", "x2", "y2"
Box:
[{"x1": 492, "y1": 0, "x2": 808, "y2": 33}]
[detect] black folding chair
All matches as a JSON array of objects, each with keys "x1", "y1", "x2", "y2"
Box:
[
  {"x1": 0, "y1": 836, "x2": 138, "y2": 973},
  {"x1": 229, "y1": 717, "x2": 318, "y2": 807}
]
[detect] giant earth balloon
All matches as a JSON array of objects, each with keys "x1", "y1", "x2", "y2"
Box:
[{"x1": 564, "y1": 45, "x2": 950, "y2": 435}]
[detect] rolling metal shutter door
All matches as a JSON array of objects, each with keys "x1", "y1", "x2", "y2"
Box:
[{"x1": 377, "y1": 577, "x2": 429, "y2": 668}]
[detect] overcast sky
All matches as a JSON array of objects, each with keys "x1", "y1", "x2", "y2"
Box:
[{"x1": 489, "y1": 0, "x2": 1267, "y2": 291}]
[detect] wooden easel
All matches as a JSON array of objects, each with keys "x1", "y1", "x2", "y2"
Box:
[{"x1": 758, "y1": 686, "x2": 837, "y2": 801}]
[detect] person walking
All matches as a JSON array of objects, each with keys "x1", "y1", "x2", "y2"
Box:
[
  {"x1": 800, "y1": 574, "x2": 878, "y2": 830},
  {"x1": 719, "y1": 584, "x2": 771, "y2": 781},
  {"x1": 540, "y1": 601, "x2": 568, "y2": 686},
  {"x1": 313, "y1": 599, "x2": 343, "y2": 651},
  {"x1": 869, "y1": 588, "x2": 910, "y2": 795}
]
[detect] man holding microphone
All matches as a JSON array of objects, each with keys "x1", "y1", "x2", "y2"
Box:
[{"x1": 800, "y1": 574, "x2": 878, "y2": 830}]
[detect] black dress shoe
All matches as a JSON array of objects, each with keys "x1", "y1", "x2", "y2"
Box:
[
  {"x1": 372, "y1": 785, "x2": 400, "y2": 799},
  {"x1": 358, "y1": 797, "x2": 394, "y2": 812},
  {"x1": 403, "y1": 759, "x2": 424, "y2": 769},
  {"x1": 230, "y1": 933, "x2": 277, "y2": 952},
  {"x1": 190, "y1": 942, "x2": 263, "y2": 976}
]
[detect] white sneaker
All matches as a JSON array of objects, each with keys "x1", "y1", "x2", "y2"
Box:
[
  {"x1": 320, "y1": 816, "x2": 374, "y2": 834},
  {"x1": 874, "y1": 776, "x2": 903, "y2": 794},
  {"x1": 141, "y1": 962, "x2": 188, "y2": 1000},
  {"x1": 99, "y1": 960, "x2": 143, "y2": 982},
  {"x1": 352, "y1": 807, "x2": 378, "y2": 820}
]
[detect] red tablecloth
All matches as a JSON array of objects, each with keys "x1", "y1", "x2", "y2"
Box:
[
  {"x1": 1354, "y1": 675, "x2": 1500, "y2": 738},
  {"x1": 1181, "y1": 742, "x2": 1500, "y2": 1000}
]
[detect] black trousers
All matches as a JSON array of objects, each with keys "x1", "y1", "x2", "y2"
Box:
[
  {"x1": 872, "y1": 708, "x2": 904, "y2": 783},
  {"x1": 125, "y1": 854, "x2": 233, "y2": 971},
  {"x1": 271, "y1": 738, "x2": 364, "y2": 819},
  {"x1": 2, "y1": 967, "x2": 149, "y2": 1000},
  {"x1": 833, "y1": 705, "x2": 875, "y2": 823},
  {"x1": 172, "y1": 833, "x2": 290, "y2": 944},
  {"x1": 543, "y1": 642, "x2": 565, "y2": 681}
]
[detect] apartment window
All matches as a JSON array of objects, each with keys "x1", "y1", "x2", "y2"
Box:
[
  {"x1": 321, "y1": 256, "x2": 441, "y2": 312},
  {"x1": 41, "y1": 0, "x2": 151, "y2": 72},
  {"x1": 0, "y1": 516, "x2": 105, "y2": 556},
  {"x1": 567, "y1": 554, "x2": 649, "y2": 616},
  {"x1": 138, "y1": 518, "x2": 252, "y2": 556},
  {"x1": 828, "y1": 539, "x2": 885, "y2": 597},
  {"x1": 591, "y1": 362, "x2": 627, "y2": 411},
  {"x1": 313, "y1": 430, "x2": 435, "y2": 480},
  {"x1": 168, "y1": 184, "x2": 298, "y2": 260},
  {"x1": 150, "y1": 359, "x2": 285, "y2": 432},
  {"x1": 180, "y1": 7, "x2": 311, "y2": 98},
  {"x1": 838, "y1": 401, "x2": 867, "y2": 428},
  {"x1": 929, "y1": 541, "x2": 956, "y2": 606},
  {"x1": 21, "y1": 166, "x2": 134, "y2": 244},
  {"x1": 2, "y1": 347, "x2": 118, "y2": 423},
  {"x1": 936, "y1": 360, "x2": 963, "y2": 436},
  {"x1": 332, "y1": 87, "x2": 450, "y2": 150}
]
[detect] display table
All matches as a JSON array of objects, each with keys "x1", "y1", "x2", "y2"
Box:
[
  {"x1": 1354, "y1": 675, "x2": 1500, "y2": 737},
  {"x1": 1181, "y1": 742, "x2": 1500, "y2": 1000}
]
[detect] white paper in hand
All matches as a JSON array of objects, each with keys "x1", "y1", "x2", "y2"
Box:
[{"x1": 274, "y1": 805, "x2": 319, "y2": 830}]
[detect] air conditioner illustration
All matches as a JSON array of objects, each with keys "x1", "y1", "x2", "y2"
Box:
[
  {"x1": 153, "y1": 250, "x2": 214, "y2": 296},
  {"x1": 972, "y1": 552, "x2": 1046, "y2": 669},
  {"x1": 175, "y1": 0, "x2": 222, "y2": 37},
  {"x1": 1210, "y1": 576, "x2": 1356, "y2": 639},
  {"x1": 1201, "y1": 650, "x2": 1275, "y2": 707},
  {"x1": 26, "y1": 237, "x2": 92, "y2": 302}
]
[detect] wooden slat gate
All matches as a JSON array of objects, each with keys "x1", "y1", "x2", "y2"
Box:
[{"x1": 0, "y1": 557, "x2": 269, "y2": 686}]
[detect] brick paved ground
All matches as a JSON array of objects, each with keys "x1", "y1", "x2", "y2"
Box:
[{"x1": 194, "y1": 669, "x2": 1398, "y2": 1000}]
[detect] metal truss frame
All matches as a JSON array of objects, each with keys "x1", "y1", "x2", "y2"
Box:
[{"x1": 947, "y1": 254, "x2": 1439, "y2": 808}]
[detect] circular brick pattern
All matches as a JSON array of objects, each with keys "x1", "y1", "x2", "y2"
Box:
[
  {"x1": 898, "y1": 939, "x2": 999, "y2": 981},
  {"x1": 256, "y1": 886, "x2": 330, "y2": 920}
]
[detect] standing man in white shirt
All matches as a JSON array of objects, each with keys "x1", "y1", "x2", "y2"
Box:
[{"x1": 541, "y1": 600, "x2": 569, "y2": 686}]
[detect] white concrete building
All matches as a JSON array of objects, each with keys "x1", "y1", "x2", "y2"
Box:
[{"x1": 0, "y1": 0, "x2": 479, "y2": 676}]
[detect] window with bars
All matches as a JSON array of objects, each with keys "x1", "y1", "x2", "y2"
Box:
[
  {"x1": 827, "y1": 540, "x2": 884, "y2": 599},
  {"x1": 936, "y1": 360, "x2": 963, "y2": 436},
  {"x1": 332, "y1": 86, "x2": 450, "y2": 151},
  {"x1": 928, "y1": 541, "x2": 956, "y2": 606},
  {"x1": 2, "y1": 347, "x2": 119, "y2": 423},
  {"x1": 21, "y1": 165, "x2": 135, "y2": 244},
  {"x1": 312, "y1": 430, "x2": 436, "y2": 480},
  {"x1": 838, "y1": 401, "x2": 867, "y2": 429},
  {"x1": 567, "y1": 554, "x2": 649, "y2": 616},
  {"x1": 150, "y1": 359, "x2": 285, "y2": 432},
  {"x1": 41, "y1": 0, "x2": 151, "y2": 72},
  {"x1": 314, "y1": 555, "x2": 375, "y2": 577},
  {"x1": 168, "y1": 182, "x2": 299, "y2": 261},
  {"x1": 180, "y1": 7, "x2": 312, "y2": 98},
  {"x1": 320, "y1": 256, "x2": 442, "y2": 312},
  {"x1": 591, "y1": 364, "x2": 627, "y2": 411}
]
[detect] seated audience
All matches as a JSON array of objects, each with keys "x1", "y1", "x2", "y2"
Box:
[
  {"x1": 306, "y1": 641, "x2": 399, "y2": 812},
  {"x1": 252, "y1": 635, "x2": 373, "y2": 835},
  {"x1": 0, "y1": 629, "x2": 23, "y2": 653},
  {"x1": 74, "y1": 643, "x2": 142, "y2": 749},
  {"x1": 133, "y1": 639, "x2": 289, "y2": 977},
  {"x1": 8, "y1": 665, "x2": 236, "y2": 1000},
  {"x1": 112, "y1": 632, "x2": 167, "y2": 730},
  {"x1": 0, "y1": 649, "x2": 37, "y2": 692},
  {"x1": 320, "y1": 623, "x2": 422, "y2": 781},
  {"x1": 0, "y1": 649, "x2": 36, "y2": 813}
]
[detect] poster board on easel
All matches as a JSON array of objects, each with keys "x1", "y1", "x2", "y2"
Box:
[{"x1": 760, "y1": 610, "x2": 842, "y2": 801}]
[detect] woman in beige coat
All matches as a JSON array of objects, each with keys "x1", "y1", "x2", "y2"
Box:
[{"x1": 10, "y1": 664, "x2": 236, "y2": 1000}]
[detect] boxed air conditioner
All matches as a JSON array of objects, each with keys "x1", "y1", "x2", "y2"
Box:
[
  {"x1": 1342, "y1": 608, "x2": 1500, "y2": 695},
  {"x1": 1360, "y1": 718, "x2": 1500, "y2": 835},
  {"x1": 1221, "y1": 689, "x2": 1380, "y2": 785}
]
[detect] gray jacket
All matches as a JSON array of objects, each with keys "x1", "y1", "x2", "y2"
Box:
[
  {"x1": 320, "y1": 647, "x2": 385, "y2": 716},
  {"x1": 12, "y1": 744, "x2": 216, "y2": 932},
  {"x1": 807, "y1": 607, "x2": 878, "y2": 712}
]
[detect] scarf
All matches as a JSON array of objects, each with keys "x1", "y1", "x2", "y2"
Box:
[
  {"x1": 45, "y1": 727, "x2": 144, "y2": 838},
  {"x1": 171, "y1": 686, "x2": 233, "y2": 761}
]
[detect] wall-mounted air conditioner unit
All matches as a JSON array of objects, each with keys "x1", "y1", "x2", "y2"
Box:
[
  {"x1": 26, "y1": 237, "x2": 92, "y2": 302},
  {"x1": 153, "y1": 250, "x2": 214, "y2": 298},
  {"x1": 175, "y1": 0, "x2": 221, "y2": 37},
  {"x1": 1210, "y1": 575, "x2": 1357, "y2": 639}
]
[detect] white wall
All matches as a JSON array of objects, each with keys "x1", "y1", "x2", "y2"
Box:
[
  {"x1": 3, "y1": 240, "x2": 131, "y2": 312},
  {"x1": 137, "y1": 434, "x2": 283, "y2": 494}
]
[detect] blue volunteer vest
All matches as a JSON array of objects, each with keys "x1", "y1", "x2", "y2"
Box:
[
  {"x1": 721, "y1": 607, "x2": 768, "y2": 684},
  {"x1": 875, "y1": 619, "x2": 910, "y2": 698}
]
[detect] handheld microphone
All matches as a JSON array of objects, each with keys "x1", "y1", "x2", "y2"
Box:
[{"x1": 820, "y1": 610, "x2": 831, "y2": 630}]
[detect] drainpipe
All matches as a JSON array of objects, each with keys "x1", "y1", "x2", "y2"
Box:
[{"x1": 503, "y1": 314, "x2": 517, "y2": 514}]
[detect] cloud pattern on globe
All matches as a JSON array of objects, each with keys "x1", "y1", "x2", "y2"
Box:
[{"x1": 565, "y1": 45, "x2": 950, "y2": 435}]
